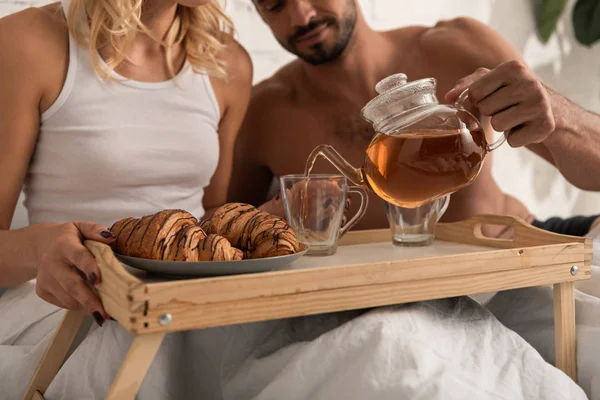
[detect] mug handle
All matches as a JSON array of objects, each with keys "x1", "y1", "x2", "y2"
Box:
[
  {"x1": 339, "y1": 186, "x2": 369, "y2": 238},
  {"x1": 436, "y1": 195, "x2": 450, "y2": 221},
  {"x1": 454, "y1": 88, "x2": 506, "y2": 152}
]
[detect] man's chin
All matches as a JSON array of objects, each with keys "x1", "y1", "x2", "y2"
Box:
[{"x1": 296, "y1": 48, "x2": 340, "y2": 66}]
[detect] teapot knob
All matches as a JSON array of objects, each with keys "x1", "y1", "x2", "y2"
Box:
[{"x1": 375, "y1": 73, "x2": 408, "y2": 94}]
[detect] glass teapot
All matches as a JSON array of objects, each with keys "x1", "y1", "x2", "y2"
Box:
[{"x1": 305, "y1": 73, "x2": 506, "y2": 208}]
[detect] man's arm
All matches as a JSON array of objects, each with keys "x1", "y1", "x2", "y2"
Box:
[
  {"x1": 440, "y1": 19, "x2": 600, "y2": 191},
  {"x1": 540, "y1": 86, "x2": 600, "y2": 190}
]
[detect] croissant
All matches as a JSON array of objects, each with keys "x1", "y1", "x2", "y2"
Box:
[
  {"x1": 110, "y1": 210, "x2": 198, "y2": 260},
  {"x1": 203, "y1": 203, "x2": 300, "y2": 259},
  {"x1": 198, "y1": 234, "x2": 243, "y2": 261},
  {"x1": 110, "y1": 210, "x2": 242, "y2": 262},
  {"x1": 165, "y1": 225, "x2": 206, "y2": 262}
]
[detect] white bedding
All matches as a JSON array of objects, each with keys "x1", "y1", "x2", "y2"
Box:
[{"x1": 1, "y1": 231, "x2": 599, "y2": 399}]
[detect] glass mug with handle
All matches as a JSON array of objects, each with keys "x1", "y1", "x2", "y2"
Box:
[
  {"x1": 384, "y1": 195, "x2": 450, "y2": 246},
  {"x1": 280, "y1": 174, "x2": 368, "y2": 256}
]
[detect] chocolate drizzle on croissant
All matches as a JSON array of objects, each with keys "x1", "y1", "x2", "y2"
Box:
[
  {"x1": 204, "y1": 203, "x2": 300, "y2": 259},
  {"x1": 198, "y1": 234, "x2": 243, "y2": 261}
]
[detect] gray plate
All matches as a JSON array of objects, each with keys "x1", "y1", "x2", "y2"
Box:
[{"x1": 114, "y1": 244, "x2": 309, "y2": 278}]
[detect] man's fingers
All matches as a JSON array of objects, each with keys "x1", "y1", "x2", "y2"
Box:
[
  {"x1": 489, "y1": 103, "x2": 540, "y2": 133},
  {"x1": 506, "y1": 124, "x2": 545, "y2": 148},
  {"x1": 475, "y1": 85, "x2": 521, "y2": 116},
  {"x1": 72, "y1": 221, "x2": 116, "y2": 243},
  {"x1": 469, "y1": 61, "x2": 530, "y2": 105},
  {"x1": 445, "y1": 67, "x2": 490, "y2": 103}
]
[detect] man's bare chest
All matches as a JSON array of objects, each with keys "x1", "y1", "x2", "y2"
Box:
[{"x1": 266, "y1": 104, "x2": 376, "y2": 177}]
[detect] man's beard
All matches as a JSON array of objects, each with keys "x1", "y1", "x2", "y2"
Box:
[{"x1": 281, "y1": 1, "x2": 357, "y2": 65}]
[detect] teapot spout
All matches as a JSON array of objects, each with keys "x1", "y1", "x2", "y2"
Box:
[{"x1": 305, "y1": 145, "x2": 367, "y2": 188}]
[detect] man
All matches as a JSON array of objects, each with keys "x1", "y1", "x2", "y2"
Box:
[
  {"x1": 228, "y1": 0, "x2": 600, "y2": 237},
  {"x1": 225, "y1": 1, "x2": 600, "y2": 398}
]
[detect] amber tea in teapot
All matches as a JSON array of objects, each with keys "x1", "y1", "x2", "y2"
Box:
[
  {"x1": 364, "y1": 127, "x2": 487, "y2": 207},
  {"x1": 304, "y1": 73, "x2": 504, "y2": 208}
]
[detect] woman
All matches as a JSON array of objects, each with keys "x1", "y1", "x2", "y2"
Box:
[{"x1": 0, "y1": 0, "x2": 250, "y2": 397}]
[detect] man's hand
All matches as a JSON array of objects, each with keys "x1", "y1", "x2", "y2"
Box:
[{"x1": 445, "y1": 60, "x2": 556, "y2": 148}]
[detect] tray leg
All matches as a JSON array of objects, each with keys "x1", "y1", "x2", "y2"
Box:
[
  {"x1": 105, "y1": 332, "x2": 166, "y2": 400},
  {"x1": 23, "y1": 310, "x2": 87, "y2": 400},
  {"x1": 554, "y1": 282, "x2": 577, "y2": 381},
  {"x1": 31, "y1": 392, "x2": 44, "y2": 400}
]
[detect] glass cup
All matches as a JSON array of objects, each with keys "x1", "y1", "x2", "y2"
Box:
[
  {"x1": 383, "y1": 195, "x2": 450, "y2": 246},
  {"x1": 280, "y1": 174, "x2": 368, "y2": 256}
]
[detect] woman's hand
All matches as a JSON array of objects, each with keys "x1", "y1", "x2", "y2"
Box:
[{"x1": 28, "y1": 221, "x2": 116, "y2": 326}]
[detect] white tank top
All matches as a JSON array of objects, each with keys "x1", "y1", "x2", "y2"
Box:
[{"x1": 23, "y1": 0, "x2": 221, "y2": 228}]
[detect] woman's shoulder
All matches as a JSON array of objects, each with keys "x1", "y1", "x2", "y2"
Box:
[
  {"x1": 209, "y1": 38, "x2": 253, "y2": 117},
  {"x1": 0, "y1": 3, "x2": 69, "y2": 98},
  {"x1": 220, "y1": 38, "x2": 253, "y2": 88},
  {"x1": 0, "y1": 3, "x2": 67, "y2": 57}
]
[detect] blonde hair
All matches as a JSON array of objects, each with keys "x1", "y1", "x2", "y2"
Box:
[{"x1": 66, "y1": 0, "x2": 234, "y2": 79}]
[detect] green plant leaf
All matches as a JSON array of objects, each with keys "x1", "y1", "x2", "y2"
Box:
[
  {"x1": 573, "y1": 0, "x2": 600, "y2": 46},
  {"x1": 535, "y1": 0, "x2": 568, "y2": 43}
]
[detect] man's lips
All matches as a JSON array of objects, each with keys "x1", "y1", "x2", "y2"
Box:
[{"x1": 295, "y1": 23, "x2": 330, "y2": 45}]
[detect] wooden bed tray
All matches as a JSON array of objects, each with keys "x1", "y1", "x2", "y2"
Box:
[{"x1": 24, "y1": 215, "x2": 592, "y2": 400}]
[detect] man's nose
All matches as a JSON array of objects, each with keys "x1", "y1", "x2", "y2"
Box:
[{"x1": 289, "y1": 0, "x2": 317, "y2": 27}]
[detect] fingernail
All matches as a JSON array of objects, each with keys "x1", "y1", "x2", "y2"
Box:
[
  {"x1": 88, "y1": 272, "x2": 97, "y2": 286},
  {"x1": 93, "y1": 311, "x2": 104, "y2": 327},
  {"x1": 275, "y1": 193, "x2": 280, "y2": 201},
  {"x1": 341, "y1": 217, "x2": 347, "y2": 227},
  {"x1": 323, "y1": 198, "x2": 333, "y2": 209},
  {"x1": 101, "y1": 230, "x2": 115, "y2": 239},
  {"x1": 345, "y1": 199, "x2": 350, "y2": 211}
]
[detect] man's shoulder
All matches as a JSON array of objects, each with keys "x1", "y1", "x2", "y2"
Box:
[{"x1": 403, "y1": 17, "x2": 518, "y2": 68}]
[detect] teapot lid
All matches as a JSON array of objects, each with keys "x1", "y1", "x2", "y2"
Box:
[{"x1": 361, "y1": 73, "x2": 437, "y2": 130}]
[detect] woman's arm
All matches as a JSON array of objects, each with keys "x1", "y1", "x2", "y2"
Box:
[
  {"x1": 0, "y1": 9, "x2": 56, "y2": 282},
  {"x1": 0, "y1": 9, "x2": 112, "y2": 324},
  {"x1": 202, "y1": 40, "x2": 253, "y2": 218}
]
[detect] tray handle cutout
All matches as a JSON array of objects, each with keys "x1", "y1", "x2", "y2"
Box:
[{"x1": 436, "y1": 214, "x2": 586, "y2": 249}]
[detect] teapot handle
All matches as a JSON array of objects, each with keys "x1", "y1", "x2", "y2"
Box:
[{"x1": 454, "y1": 89, "x2": 507, "y2": 152}]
